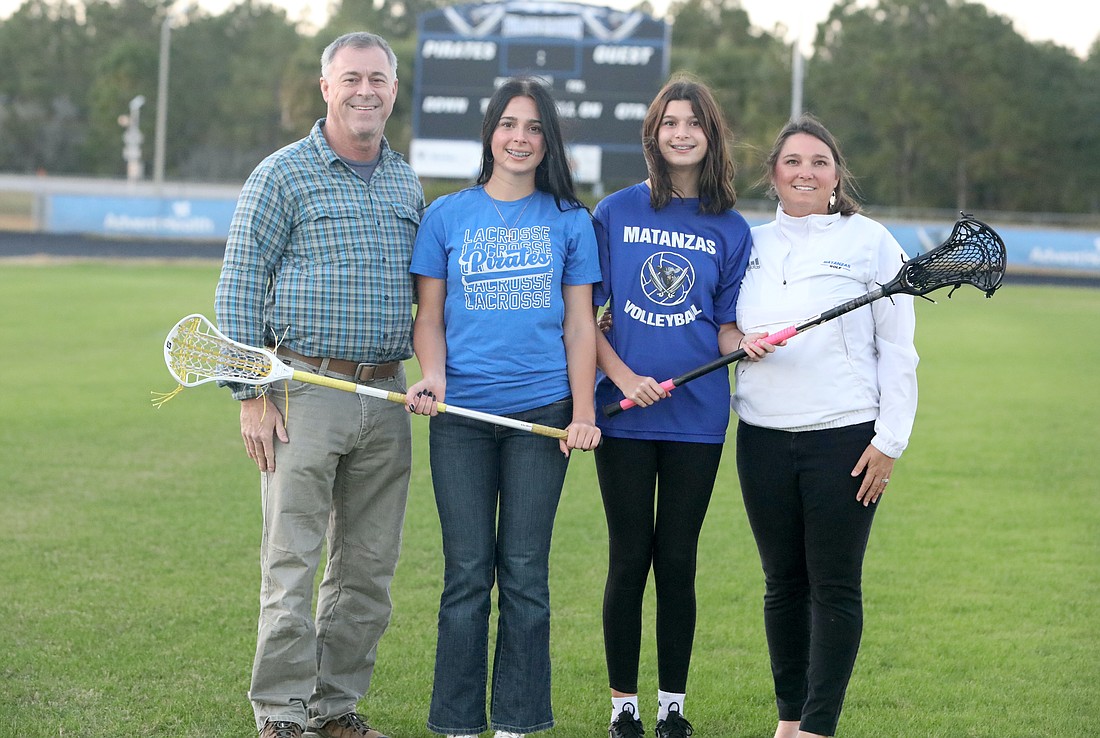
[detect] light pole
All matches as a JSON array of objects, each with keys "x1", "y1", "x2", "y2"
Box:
[
  {"x1": 790, "y1": 40, "x2": 804, "y2": 119},
  {"x1": 153, "y1": 13, "x2": 172, "y2": 186},
  {"x1": 121, "y1": 95, "x2": 146, "y2": 182}
]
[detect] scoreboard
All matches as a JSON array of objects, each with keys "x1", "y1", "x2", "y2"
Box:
[{"x1": 411, "y1": 1, "x2": 670, "y2": 185}]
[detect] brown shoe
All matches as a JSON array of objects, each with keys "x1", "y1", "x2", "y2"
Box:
[
  {"x1": 313, "y1": 712, "x2": 389, "y2": 738},
  {"x1": 260, "y1": 721, "x2": 303, "y2": 738}
]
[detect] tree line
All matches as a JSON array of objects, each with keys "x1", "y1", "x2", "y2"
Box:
[{"x1": 0, "y1": 0, "x2": 1096, "y2": 214}]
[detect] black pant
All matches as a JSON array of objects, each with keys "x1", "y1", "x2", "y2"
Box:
[
  {"x1": 736, "y1": 420, "x2": 878, "y2": 737},
  {"x1": 595, "y1": 436, "x2": 724, "y2": 694}
]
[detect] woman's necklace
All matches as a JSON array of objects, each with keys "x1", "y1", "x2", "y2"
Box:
[{"x1": 484, "y1": 187, "x2": 534, "y2": 228}]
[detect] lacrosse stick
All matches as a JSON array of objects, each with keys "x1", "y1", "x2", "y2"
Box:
[
  {"x1": 605, "y1": 213, "x2": 1006, "y2": 417},
  {"x1": 162, "y1": 314, "x2": 569, "y2": 439}
]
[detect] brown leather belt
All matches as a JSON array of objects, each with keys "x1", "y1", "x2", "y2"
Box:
[{"x1": 276, "y1": 345, "x2": 400, "y2": 382}]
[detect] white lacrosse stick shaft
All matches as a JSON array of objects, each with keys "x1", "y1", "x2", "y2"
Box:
[{"x1": 163, "y1": 314, "x2": 568, "y2": 440}]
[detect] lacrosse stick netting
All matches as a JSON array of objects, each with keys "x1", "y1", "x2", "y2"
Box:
[
  {"x1": 164, "y1": 314, "x2": 280, "y2": 387},
  {"x1": 894, "y1": 215, "x2": 1006, "y2": 298}
]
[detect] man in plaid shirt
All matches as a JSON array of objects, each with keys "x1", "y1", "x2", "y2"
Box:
[{"x1": 214, "y1": 31, "x2": 423, "y2": 738}]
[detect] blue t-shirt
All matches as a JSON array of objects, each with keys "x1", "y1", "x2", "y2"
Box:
[
  {"x1": 593, "y1": 182, "x2": 752, "y2": 442},
  {"x1": 411, "y1": 186, "x2": 601, "y2": 415}
]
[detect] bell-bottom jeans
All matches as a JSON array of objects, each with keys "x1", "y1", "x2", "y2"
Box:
[{"x1": 425, "y1": 399, "x2": 572, "y2": 736}]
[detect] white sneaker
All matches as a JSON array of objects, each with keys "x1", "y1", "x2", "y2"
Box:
[{"x1": 494, "y1": 732, "x2": 525, "y2": 738}]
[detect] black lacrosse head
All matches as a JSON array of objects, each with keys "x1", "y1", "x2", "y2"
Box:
[{"x1": 889, "y1": 214, "x2": 1007, "y2": 298}]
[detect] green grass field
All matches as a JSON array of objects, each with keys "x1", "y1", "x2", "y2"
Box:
[{"x1": 1, "y1": 262, "x2": 1097, "y2": 737}]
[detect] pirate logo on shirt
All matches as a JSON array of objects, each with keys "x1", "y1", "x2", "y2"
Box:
[{"x1": 640, "y1": 251, "x2": 694, "y2": 307}]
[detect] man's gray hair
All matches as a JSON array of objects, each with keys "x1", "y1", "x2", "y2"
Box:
[{"x1": 321, "y1": 32, "x2": 398, "y2": 78}]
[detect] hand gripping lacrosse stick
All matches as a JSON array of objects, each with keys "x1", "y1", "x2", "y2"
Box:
[
  {"x1": 161, "y1": 314, "x2": 569, "y2": 439},
  {"x1": 605, "y1": 213, "x2": 1006, "y2": 417}
]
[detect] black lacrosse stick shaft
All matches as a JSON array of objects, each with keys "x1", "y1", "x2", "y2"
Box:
[
  {"x1": 602, "y1": 214, "x2": 1005, "y2": 418},
  {"x1": 602, "y1": 287, "x2": 885, "y2": 417},
  {"x1": 669, "y1": 287, "x2": 881, "y2": 387}
]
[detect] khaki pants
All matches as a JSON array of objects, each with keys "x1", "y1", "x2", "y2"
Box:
[{"x1": 248, "y1": 362, "x2": 411, "y2": 731}]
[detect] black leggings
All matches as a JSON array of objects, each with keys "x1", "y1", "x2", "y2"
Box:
[
  {"x1": 594, "y1": 436, "x2": 724, "y2": 694},
  {"x1": 736, "y1": 420, "x2": 879, "y2": 737}
]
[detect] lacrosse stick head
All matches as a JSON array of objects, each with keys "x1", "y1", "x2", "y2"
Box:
[
  {"x1": 164, "y1": 314, "x2": 287, "y2": 387},
  {"x1": 888, "y1": 214, "x2": 1007, "y2": 298}
]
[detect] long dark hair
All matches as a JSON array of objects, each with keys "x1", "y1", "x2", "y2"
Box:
[
  {"x1": 475, "y1": 77, "x2": 585, "y2": 211},
  {"x1": 763, "y1": 113, "x2": 861, "y2": 216},
  {"x1": 641, "y1": 75, "x2": 737, "y2": 215}
]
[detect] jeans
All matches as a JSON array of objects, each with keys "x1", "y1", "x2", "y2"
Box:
[
  {"x1": 426, "y1": 399, "x2": 572, "y2": 736},
  {"x1": 736, "y1": 420, "x2": 878, "y2": 737},
  {"x1": 249, "y1": 361, "x2": 411, "y2": 731}
]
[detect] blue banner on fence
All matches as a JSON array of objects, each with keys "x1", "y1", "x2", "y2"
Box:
[
  {"x1": 743, "y1": 215, "x2": 1100, "y2": 274},
  {"x1": 887, "y1": 222, "x2": 1100, "y2": 273},
  {"x1": 42, "y1": 192, "x2": 1100, "y2": 273},
  {"x1": 45, "y1": 194, "x2": 236, "y2": 240}
]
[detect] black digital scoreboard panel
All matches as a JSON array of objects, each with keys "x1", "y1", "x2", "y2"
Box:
[{"x1": 411, "y1": 1, "x2": 669, "y2": 185}]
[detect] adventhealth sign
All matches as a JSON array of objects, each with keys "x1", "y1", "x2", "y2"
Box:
[
  {"x1": 45, "y1": 194, "x2": 236, "y2": 239},
  {"x1": 411, "y1": 1, "x2": 670, "y2": 186}
]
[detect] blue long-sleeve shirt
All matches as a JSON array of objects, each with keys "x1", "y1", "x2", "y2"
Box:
[{"x1": 215, "y1": 119, "x2": 424, "y2": 399}]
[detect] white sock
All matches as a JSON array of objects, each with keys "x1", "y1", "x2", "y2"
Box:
[
  {"x1": 657, "y1": 691, "x2": 686, "y2": 722},
  {"x1": 612, "y1": 695, "x2": 639, "y2": 722}
]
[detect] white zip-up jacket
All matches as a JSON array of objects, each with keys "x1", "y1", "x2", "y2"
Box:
[{"x1": 731, "y1": 206, "x2": 918, "y2": 458}]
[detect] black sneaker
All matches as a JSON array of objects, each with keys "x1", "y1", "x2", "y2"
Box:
[
  {"x1": 655, "y1": 705, "x2": 693, "y2": 738},
  {"x1": 609, "y1": 703, "x2": 645, "y2": 738}
]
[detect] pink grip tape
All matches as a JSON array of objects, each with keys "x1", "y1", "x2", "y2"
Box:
[
  {"x1": 763, "y1": 326, "x2": 797, "y2": 344},
  {"x1": 617, "y1": 378, "x2": 679, "y2": 411}
]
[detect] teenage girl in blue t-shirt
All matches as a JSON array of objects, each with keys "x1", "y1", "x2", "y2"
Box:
[
  {"x1": 593, "y1": 76, "x2": 773, "y2": 738},
  {"x1": 406, "y1": 77, "x2": 602, "y2": 738}
]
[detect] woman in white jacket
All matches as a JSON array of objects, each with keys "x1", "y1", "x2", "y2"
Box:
[{"x1": 732, "y1": 115, "x2": 918, "y2": 738}]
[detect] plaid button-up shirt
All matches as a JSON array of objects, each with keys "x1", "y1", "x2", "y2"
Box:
[{"x1": 215, "y1": 120, "x2": 424, "y2": 399}]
